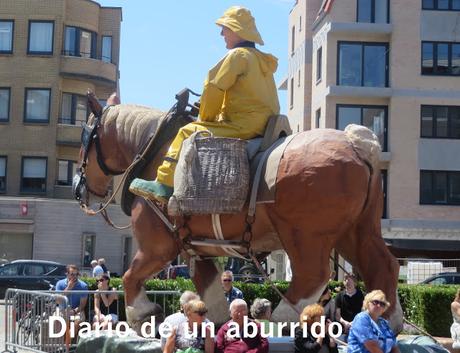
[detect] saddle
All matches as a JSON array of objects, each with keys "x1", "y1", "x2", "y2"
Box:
[{"x1": 120, "y1": 114, "x2": 292, "y2": 216}]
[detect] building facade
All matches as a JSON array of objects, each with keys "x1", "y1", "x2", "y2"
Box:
[
  {"x1": 285, "y1": 0, "x2": 460, "y2": 262},
  {"x1": 0, "y1": 0, "x2": 132, "y2": 275}
]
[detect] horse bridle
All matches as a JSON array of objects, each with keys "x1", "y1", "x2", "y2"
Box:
[{"x1": 73, "y1": 106, "x2": 124, "y2": 207}]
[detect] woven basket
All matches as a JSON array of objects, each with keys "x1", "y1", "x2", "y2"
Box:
[{"x1": 168, "y1": 131, "x2": 249, "y2": 216}]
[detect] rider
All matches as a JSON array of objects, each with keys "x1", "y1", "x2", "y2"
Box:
[{"x1": 129, "y1": 6, "x2": 280, "y2": 203}]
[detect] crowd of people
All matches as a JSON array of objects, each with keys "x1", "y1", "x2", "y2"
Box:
[{"x1": 55, "y1": 262, "x2": 408, "y2": 353}]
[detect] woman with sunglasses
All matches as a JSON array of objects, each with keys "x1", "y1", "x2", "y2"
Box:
[
  {"x1": 163, "y1": 299, "x2": 213, "y2": 353},
  {"x1": 347, "y1": 290, "x2": 400, "y2": 353},
  {"x1": 93, "y1": 275, "x2": 119, "y2": 330}
]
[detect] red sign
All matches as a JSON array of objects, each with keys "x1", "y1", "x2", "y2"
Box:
[{"x1": 20, "y1": 202, "x2": 28, "y2": 216}]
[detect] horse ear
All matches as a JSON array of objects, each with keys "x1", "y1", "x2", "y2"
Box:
[
  {"x1": 87, "y1": 90, "x2": 103, "y2": 117},
  {"x1": 107, "y1": 92, "x2": 121, "y2": 105}
]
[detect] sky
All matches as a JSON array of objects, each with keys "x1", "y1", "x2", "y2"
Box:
[{"x1": 96, "y1": 0, "x2": 294, "y2": 113}]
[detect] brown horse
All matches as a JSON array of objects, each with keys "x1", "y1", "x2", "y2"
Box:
[{"x1": 74, "y1": 96, "x2": 403, "y2": 333}]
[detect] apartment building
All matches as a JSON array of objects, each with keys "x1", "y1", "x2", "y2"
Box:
[
  {"x1": 285, "y1": 0, "x2": 460, "y2": 261},
  {"x1": 0, "y1": 0, "x2": 132, "y2": 275}
]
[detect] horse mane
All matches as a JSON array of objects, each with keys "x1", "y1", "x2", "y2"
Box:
[{"x1": 102, "y1": 104, "x2": 165, "y2": 149}]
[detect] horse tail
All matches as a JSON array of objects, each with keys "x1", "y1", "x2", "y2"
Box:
[{"x1": 344, "y1": 124, "x2": 381, "y2": 172}]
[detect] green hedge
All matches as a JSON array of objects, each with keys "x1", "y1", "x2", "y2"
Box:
[
  {"x1": 81, "y1": 278, "x2": 458, "y2": 337},
  {"x1": 398, "y1": 284, "x2": 458, "y2": 337}
]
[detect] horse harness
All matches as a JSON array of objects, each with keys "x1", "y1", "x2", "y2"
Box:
[{"x1": 74, "y1": 105, "x2": 125, "y2": 208}]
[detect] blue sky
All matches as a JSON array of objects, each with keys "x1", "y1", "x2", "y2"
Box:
[{"x1": 97, "y1": 0, "x2": 293, "y2": 113}]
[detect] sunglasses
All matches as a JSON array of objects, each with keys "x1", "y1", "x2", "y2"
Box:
[
  {"x1": 222, "y1": 279, "x2": 232, "y2": 282},
  {"x1": 194, "y1": 310, "x2": 207, "y2": 316},
  {"x1": 371, "y1": 300, "x2": 387, "y2": 307},
  {"x1": 68, "y1": 272, "x2": 79, "y2": 277},
  {"x1": 96, "y1": 278, "x2": 107, "y2": 283}
]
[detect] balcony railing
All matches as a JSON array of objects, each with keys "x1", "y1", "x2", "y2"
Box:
[{"x1": 61, "y1": 50, "x2": 112, "y2": 64}]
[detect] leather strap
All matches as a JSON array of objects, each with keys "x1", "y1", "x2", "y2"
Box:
[{"x1": 248, "y1": 134, "x2": 296, "y2": 218}]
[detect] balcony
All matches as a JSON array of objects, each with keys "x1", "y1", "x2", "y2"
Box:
[
  {"x1": 329, "y1": 22, "x2": 392, "y2": 38},
  {"x1": 314, "y1": 21, "x2": 392, "y2": 41},
  {"x1": 326, "y1": 85, "x2": 392, "y2": 99},
  {"x1": 56, "y1": 124, "x2": 81, "y2": 147},
  {"x1": 60, "y1": 55, "x2": 117, "y2": 86}
]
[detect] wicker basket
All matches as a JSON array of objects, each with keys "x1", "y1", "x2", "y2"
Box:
[{"x1": 168, "y1": 131, "x2": 249, "y2": 216}]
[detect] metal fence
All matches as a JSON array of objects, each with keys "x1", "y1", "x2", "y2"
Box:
[
  {"x1": 397, "y1": 258, "x2": 460, "y2": 284},
  {"x1": 4, "y1": 289, "x2": 69, "y2": 353},
  {"x1": 3, "y1": 288, "x2": 181, "y2": 353}
]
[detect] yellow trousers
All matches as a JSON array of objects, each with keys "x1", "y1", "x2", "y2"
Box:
[{"x1": 157, "y1": 120, "x2": 260, "y2": 187}]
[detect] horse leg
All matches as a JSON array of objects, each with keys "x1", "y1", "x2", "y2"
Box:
[
  {"x1": 123, "y1": 199, "x2": 179, "y2": 332},
  {"x1": 335, "y1": 227, "x2": 403, "y2": 333},
  {"x1": 186, "y1": 257, "x2": 229, "y2": 325},
  {"x1": 270, "y1": 221, "x2": 332, "y2": 324}
]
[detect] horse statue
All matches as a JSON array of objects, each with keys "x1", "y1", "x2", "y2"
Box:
[{"x1": 73, "y1": 92, "x2": 403, "y2": 333}]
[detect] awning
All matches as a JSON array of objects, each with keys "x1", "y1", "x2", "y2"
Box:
[{"x1": 385, "y1": 238, "x2": 460, "y2": 251}]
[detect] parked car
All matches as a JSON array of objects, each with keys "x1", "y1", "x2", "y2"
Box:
[
  {"x1": 421, "y1": 272, "x2": 460, "y2": 285},
  {"x1": 0, "y1": 260, "x2": 67, "y2": 298},
  {"x1": 167, "y1": 264, "x2": 190, "y2": 279},
  {"x1": 225, "y1": 257, "x2": 268, "y2": 283}
]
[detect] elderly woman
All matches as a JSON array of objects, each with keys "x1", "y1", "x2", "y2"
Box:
[
  {"x1": 451, "y1": 288, "x2": 460, "y2": 349},
  {"x1": 130, "y1": 6, "x2": 280, "y2": 203},
  {"x1": 163, "y1": 299, "x2": 213, "y2": 353},
  {"x1": 347, "y1": 290, "x2": 400, "y2": 353},
  {"x1": 295, "y1": 303, "x2": 338, "y2": 353},
  {"x1": 250, "y1": 298, "x2": 281, "y2": 337}
]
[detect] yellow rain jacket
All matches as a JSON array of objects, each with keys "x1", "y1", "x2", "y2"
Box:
[
  {"x1": 199, "y1": 47, "x2": 280, "y2": 138},
  {"x1": 156, "y1": 47, "x2": 280, "y2": 187}
]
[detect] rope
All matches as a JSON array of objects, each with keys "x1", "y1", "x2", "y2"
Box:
[
  {"x1": 81, "y1": 107, "x2": 174, "y2": 228},
  {"x1": 403, "y1": 318, "x2": 440, "y2": 344},
  {"x1": 100, "y1": 208, "x2": 132, "y2": 230},
  {"x1": 248, "y1": 252, "x2": 301, "y2": 315}
]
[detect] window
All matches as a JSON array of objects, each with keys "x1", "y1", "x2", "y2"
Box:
[
  {"x1": 316, "y1": 108, "x2": 321, "y2": 128},
  {"x1": 28, "y1": 21, "x2": 54, "y2": 55},
  {"x1": 422, "y1": 42, "x2": 460, "y2": 75},
  {"x1": 21, "y1": 157, "x2": 47, "y2": 193},
  {"x1": 357, "y1": 0, "x2": 389, "y2": 23},
  {"x1": 316, "y1": 47, "x2": 323, "y2": 83},
  {"x1": 381, "y1": 170, "x2": 388, "y2": 218},
  {"x1": 24, "y1": 264, "x2": 46, "y2": 276},
  {"x1": 0, "y1": 88, "x2": 10, "y2": 121},
  {"x1": 82, "y1": 234, "x2": 96, "y2": 268},
  {"x1": 0, "y1": 156, "x2": 6, "y2": 192},
  {"x1": 338, "y1": 42, "x2": 389, "y2": 87},
  {"x1": 421, "y1": 105, "x2": 460, "y2": 138},
  {"x1": 101, "y1": 36, "x2": 112, "y2": 63},
  {"x1": 24, "y1": 88, "x2": 51, "y2": 123},
  {"x1": 422, "y1": 0, "x2": 460, "y2": 10},
  {"x1": 60, "y1": 93, "x2": 88, "y2": 125},
  {"x1": 297, "y1": 70, "x2": 301, "y2": 87},
  {"x1": 299, "y1": 16, "x2": 302, "y2": 32},
  {"x1": 57, "y1": 160, "x2": 77, "y2": 186},
  {"x1": 63, "y1": 26, "x2": 96, "y2": 59},
  {"x1": 0, "y1": 20, "x2": 14, "y2": 53},
  {"x1": 337, "y1": 104, "x2": 387, "y2": 150},
  {"x1": 0, "y1": 263, "x2": 19, "y2": 276},
  {"x1": 290, "y1": 78, "x2": 294, "y2": 109},
  {"x1": 291, "y1": 26, "x2": 295, "y2": 55},
  {"x1": 420, "y1": 170, "x2": 460, "y2": 205}
]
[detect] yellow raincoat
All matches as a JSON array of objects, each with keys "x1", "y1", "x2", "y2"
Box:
[{"x1": 156, "y1": 47, "x2": 280, "y2": 187}]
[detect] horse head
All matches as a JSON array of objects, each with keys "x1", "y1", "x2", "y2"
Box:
[{"x1": 72, "y1": 91, "x2": 124, "y2": 212}]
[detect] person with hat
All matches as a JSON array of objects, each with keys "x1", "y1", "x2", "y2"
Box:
[{"x1": 129, "y1": 6, "x2": 280, "y2": 203}]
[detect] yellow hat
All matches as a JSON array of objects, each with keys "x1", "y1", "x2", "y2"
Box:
[{"x1": 216, "y1": 6, "x2": 264, "y2": 45}]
